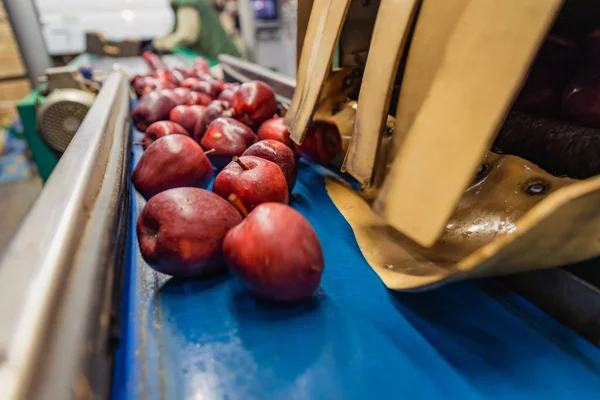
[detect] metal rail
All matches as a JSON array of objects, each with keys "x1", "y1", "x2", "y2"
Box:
[
  {"x1": 219, "y1": 54, "x2": 296, "y2": 103},
  {"x1": 0, "y1": 72, "x2": 131, "y2": 399}
]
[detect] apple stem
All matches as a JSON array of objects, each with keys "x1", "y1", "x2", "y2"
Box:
[
  {"x1": 227, "y1": 194, "x2": 249, "y2": 217},
  {"x1": 232, "y1": 156, "x2": 250, "y2": 170},
  {"x1": 204, "y1": 148, "x2": 216, "y2": 155}
]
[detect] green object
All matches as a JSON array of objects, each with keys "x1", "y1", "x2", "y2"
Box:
[
  {"x1": 172, "y1": 48, "x2": 218, "y2": 67},
  {"x1": 17, "y1": 90, "x2": 58, "y2": 182},
  {"x1": 172, "y1": 0, "x2": 241, "y2": 61}
]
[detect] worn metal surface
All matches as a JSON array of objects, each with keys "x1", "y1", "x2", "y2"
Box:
[{"x1": 0, "y1": 72, "x2": 130, "y2": 399}]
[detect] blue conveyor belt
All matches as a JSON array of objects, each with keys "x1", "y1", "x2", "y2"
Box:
[{"x1": 112, "y1": 124, "x2": 600, "y2": 400}]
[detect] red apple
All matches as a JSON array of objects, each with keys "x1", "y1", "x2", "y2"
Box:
[
  {"x1": 132, "y1": 135, "x2": 213, "y2": 200},
  {"x1": 137, "y1": 187, "x2": 242, "y2": 278},
  {"x1": 141, "y1": 121, "x2": 189, "y2": 149},
  {"x1": 200, "y1": 117, "x2": 257, "y2": 169},
  {"x1": 170, "y1": 67, "x2": 191, "y2": 82},
  {"x1": 232, "y1": 81, "x2": 278, "y2": 125},
  {"x1": 185, "y1": 91, "x2": 213, "y2": 106},
  {"x1": 171, "y1": 87, "x2": 192, "y2": 103},
  {"x1": 194, "y1": 100, "x2": 235, "y2": 142},
  {"x1": 213, "y1": 155, "x2": 288, "y2": 213},
  {"x1": 194, "y1": 57, "x2": 211, "y2": 74},
  {"x1": 181, "y1": 77, "x2": 221, "y2": 98},
  {"x1": 257, "y1": 117, "x2": 294, "y2": 147},
  {"x1": 132, "y1": 90, "x2": 179, "y2": 132},
  {"x1": 243, "y1": 139, "x2": 297, "y2": 192},
  {"x1": 295, "y1": 121, "x2": 342, "y2": 165},
  {"x1": 169, "y1": 105, "x2": 206, "y2": 135},
  {"x1": 218, "y1": 83, "x2": 240, "y2": 103},
  {"x1": 223, "y1": 203, "x2": 324, "y2": 302},
  {"x1": 142, "y1": 51, "x2": 168, "y2": 72}
]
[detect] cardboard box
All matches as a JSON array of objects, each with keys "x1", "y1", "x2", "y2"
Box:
[
  {"x1": 0, "y1": 78, "x2": 31, "y2": 119},
  {"x1": 85, "y1": 32, "x2": 142, "y2": 58}
]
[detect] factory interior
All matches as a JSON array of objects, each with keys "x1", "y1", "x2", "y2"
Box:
[{"x1": 1, "y1": 0, "x2": 600, "y2": 399}]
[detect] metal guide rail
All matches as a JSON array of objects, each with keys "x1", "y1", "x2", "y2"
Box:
[{"x1": 0, "y1": 72, "x2": 131, "y2": 399}]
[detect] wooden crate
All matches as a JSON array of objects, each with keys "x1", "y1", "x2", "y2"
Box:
[
  {"x1": 0, "y1": 5, "x2": 27, "y2": 79},
  {"x1": 0, "y1": 78, "x2": 31, "y2": 119}
]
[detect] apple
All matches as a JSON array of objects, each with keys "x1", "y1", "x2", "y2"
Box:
[
  {"x1": 295, "y1": 121, "x2": 342, "y2": 165},
  {"x1": 193, "y1": 100, "x2": 234, "y2": 142},
  {"x1": 137, "y1": 187, "x2": 242, "y2": 278},
  {"x1": 194, "y1": 57, "x2": 211, "y2": 74},
  {"x1": 132, "y1": 135, "x2": 213, "y2": 200},
  {"x1": 232, "y1": 81, "x2": 278, "y2": 125},
  {"x1": 223, "y1": 203, "x2": 324, "y2": 302},
  {"x1": 257, "y1": 117, "x2": 294, "y2": 147},
  {"x1": 169, "y1": 105, "x2": 206, "y2": 135},
  {"x1": 132, "y1": 90, "x2": 179, "y2": 132},
  {"x1": 217, "y1": 83, "x2": 240, "y2": 103},
  {"x1": 200, "y1": 117, "x2": 257, "y2": 169},
  {"x1": 213, "y1": 155, "x2": 288, "y2": 213},
  {"x1": 181, "y1": 77, "x2": 221, "y2": 98},
  {"x1": 141, "y1": 121, "x2": 189, "y2": 149},
  {"x1": 243, "y1": 139, "x2": 297, "y2": 192},
  {"x1": 185, "y1": 91, "x2": 213, "y2": 106}
]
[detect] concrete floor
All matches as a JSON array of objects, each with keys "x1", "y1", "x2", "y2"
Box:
[{"x1": 0, "y1": 177, "x2": 42, "y2": 256}]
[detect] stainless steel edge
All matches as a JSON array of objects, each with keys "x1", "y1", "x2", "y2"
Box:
[
  {"x1": 218, "y1": 54, "x2": 296, "y2": 103},
  {"x1": 0, "y1": 72, "x2": 130, "y2": 399}
]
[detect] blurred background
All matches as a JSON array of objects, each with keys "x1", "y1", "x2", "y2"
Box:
[{"x1": 0, "y1": 0, "x2": 297, "y2": 254}]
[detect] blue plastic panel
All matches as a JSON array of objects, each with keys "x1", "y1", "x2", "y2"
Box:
[{"x1": 112, "y1": 126, "x2": 600, "y2": 400}]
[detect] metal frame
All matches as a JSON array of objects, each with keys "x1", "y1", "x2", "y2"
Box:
[
  {"x1": 219, "y1": 54, "x2": 296, "y2": 103},
  {"x1": 0, "y1": 72, "x2": 131, "y2": 399},
  {"x1": 3, "y1": 0, "x2": 52, "y2": 85}
]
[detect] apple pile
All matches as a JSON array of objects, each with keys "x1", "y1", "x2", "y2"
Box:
[{"x1": 130, "y1": 53, "x2": 337, "y2": 302}]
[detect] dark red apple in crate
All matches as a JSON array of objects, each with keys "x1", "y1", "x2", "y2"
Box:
[
  {"x1": 257, "y1": 117, "x2": 294, "y2": 147},
  {"x1": 132, "y1": 135, "x2": 213, "y2": 200},
  {"x1": 243, "y1": 139, "x2": 297, "y2": 192},
  {"x1": 513, "y1": 35, "x2": 577, "y2": 116},
  {"x1": 133, "y1": 90, "x2": 179, "y2": 132},
  {"x1": 223, "y1": 203, "x2": 324, "y2": 302},
  {"x1": 137, "y1": 188, "x2": 242, "y2": 278},
  {"x1": 213, "y1": 155, "x2": 288, "y2": 213},
  {"x1": 170, "y1": 105, "x2": 206, "y2": 135},
  {"x1": 194, "y1": 100, "x2": 234, "y2": 141},
  {"x1": 141, "y1": 121, "x2": 189, "y2": 149},
  {"x1": 232, "y1": 81, "x2": 278, "y2": 125},
  {"x1": 200, "y1": 117, "x2": 256, "y2": 168},
  {"x1": 295, "y1": 121, "x2": 342, "y2": 165}
]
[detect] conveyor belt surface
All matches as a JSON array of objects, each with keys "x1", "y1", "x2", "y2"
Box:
[{"x1": 111, "y1": 116, "x2": 600, "y2": 400}]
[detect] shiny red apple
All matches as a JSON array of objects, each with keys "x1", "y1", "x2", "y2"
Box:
[
  {"x1": 137, "y1": 187, "x2": 242, "y2": 278},
  {"x1": 193, "y1": 100, "x2": 234, "y2": 142},
  {"x1": 295, "y1": 121, "x2": 342, "y2": 165},
  {"x1": 132, "y1": 135, "x2": 213, "y2": 200},
  {"x1": 223, "y1": 203, "x2": 324, "y2": 302},
  {"x1": 213, "y1": 155, "x2": 288, "y2": 213},
  {"x1": 232, "y1": 81, "x2": 278, "y2": 125},
  {"x1": 141, "y1": 121, "x2": 189, "y2": 149},
  {"x1": 169, "y1": 105, "x2": 206, "y2": 135},
  {"x1": 132, "y1": 90, "x2": 179, "y2": 132},
  {"x1": 243, "y1": 139, "x2": 297, "y2": 192},
  {"x1": 257, "y1": 117, "x2": 294, "y2": 147}
]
